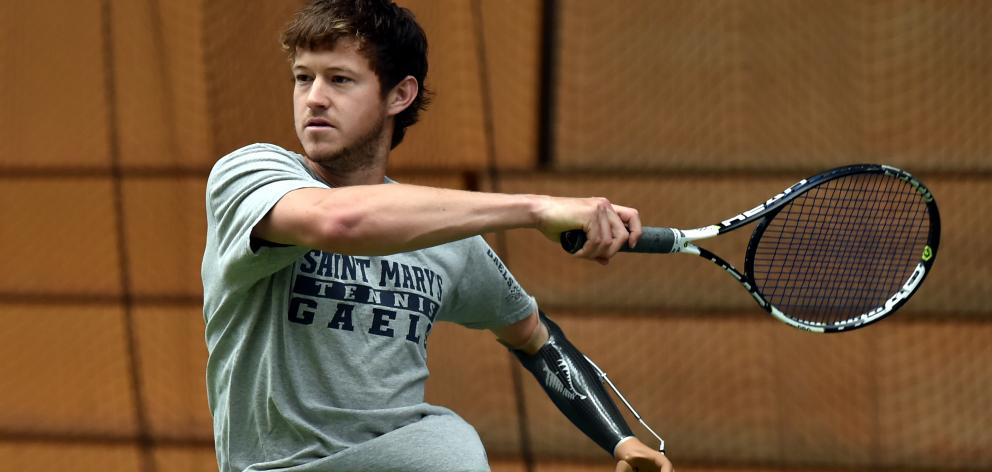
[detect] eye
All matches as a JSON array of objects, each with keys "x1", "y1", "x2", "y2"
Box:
[
  {"x1": 330, "y1": 75, "x2": 354, "y2": 85},
  {"x1": 294, "y1": 74, "x2": 313, "y2": 84}
]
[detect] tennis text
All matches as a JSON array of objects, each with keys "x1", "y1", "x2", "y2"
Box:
[{"x1": 286, "y1": 250, "x2": 445, "y2": 348}]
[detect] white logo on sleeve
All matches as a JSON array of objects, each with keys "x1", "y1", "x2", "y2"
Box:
[{"x1": 541, "y1": 345, "x2": 588, "y2": 400}]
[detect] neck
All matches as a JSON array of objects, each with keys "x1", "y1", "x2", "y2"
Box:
[{"x1": 309, "y1": 159, "x2": 388, "y2": 187}]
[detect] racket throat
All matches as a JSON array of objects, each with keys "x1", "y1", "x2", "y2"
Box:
[{"x1": 671, "y1": 226, "x2": 719, "y2": 255}]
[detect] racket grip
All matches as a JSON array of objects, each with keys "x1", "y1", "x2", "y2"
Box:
[{"x1": 560, "y1": 227, "x2": 679, "y2": 254}]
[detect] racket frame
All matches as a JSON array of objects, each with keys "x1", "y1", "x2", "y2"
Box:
[{"x1": 648, "y1": 164, "x2": 940, "y2": 333}]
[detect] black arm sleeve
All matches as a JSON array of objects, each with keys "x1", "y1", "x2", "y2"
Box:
[{"x1": 510, "y1": 310, "x2": 634, "y2": 455}]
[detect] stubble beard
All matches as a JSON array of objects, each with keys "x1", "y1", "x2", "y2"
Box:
[{"x1": 307, "y1": 113, "x2": 387, "y2": 175}]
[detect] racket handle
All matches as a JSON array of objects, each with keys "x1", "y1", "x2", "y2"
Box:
[{"x1": 560, "y1": 227, "x2": 679, "y2": 254}]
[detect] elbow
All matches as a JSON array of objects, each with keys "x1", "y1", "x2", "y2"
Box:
[
  {"x1": 313, "y1": 209, "x2": 363, "y2": 249},
  {"x1": 310, "y1": 207, "x2": 395, "y2": 255},
  {"x1": 497, "y1": 311, "x2": 546, "y2": 354}
]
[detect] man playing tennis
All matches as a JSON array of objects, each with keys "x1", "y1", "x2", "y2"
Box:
[{"x1": 201, "y1": 1, "x2": 672, "y2": 471}]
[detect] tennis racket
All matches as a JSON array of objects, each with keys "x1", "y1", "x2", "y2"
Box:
[{"x1": 561, "y1": 164, "x2": 940, "y2": 333}]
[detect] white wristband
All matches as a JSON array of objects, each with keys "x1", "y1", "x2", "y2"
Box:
[{"x1": 612, "y1": 435, "x2": 636, "y2": 457}]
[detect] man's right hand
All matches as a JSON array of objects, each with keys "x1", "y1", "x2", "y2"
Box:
[{"x1": 535, "y1": 196, "x2": 642, "y2": 265}]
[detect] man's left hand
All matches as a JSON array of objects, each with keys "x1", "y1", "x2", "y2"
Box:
[{"x1": 614, "y1": 437, "x2": 672, "y2": 472}]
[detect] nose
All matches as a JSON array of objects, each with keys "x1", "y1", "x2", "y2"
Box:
[{"x1": 305, "y1": 77, "x2": 330, "y2": 110}]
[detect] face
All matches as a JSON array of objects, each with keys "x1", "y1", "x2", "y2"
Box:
[{"x1": 292, "y1": 39, "x2": 389, "y2": 170}]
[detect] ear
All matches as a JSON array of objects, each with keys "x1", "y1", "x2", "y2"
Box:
[{"x1": 385, "y1": 76, "x2": 419, "y2": 116}]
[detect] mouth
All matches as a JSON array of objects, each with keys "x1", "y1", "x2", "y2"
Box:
[{"x1": 305, "y1": 118, "x2": 334, "y2": 129}]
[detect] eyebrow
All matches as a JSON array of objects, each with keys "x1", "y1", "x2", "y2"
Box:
[{"x1": 292, "y1": 64, "x2": 357, "y2": 75}]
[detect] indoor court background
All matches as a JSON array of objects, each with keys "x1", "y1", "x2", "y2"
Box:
[{"x1": 1, "y1": 1, "x2": 990, "y2": 471}]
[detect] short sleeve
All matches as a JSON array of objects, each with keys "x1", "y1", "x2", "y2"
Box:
[
  {"x1": 442, "y1": 237, "x2": 537, "y2": 330},
  {"x1": 204, "y1": 144, "x2": 326, "y2": 288}
]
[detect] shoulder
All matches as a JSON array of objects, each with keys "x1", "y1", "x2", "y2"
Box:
[
  {"x1": 207, "y1": 143, "x2": 311, "y2": 186},
  {"x1": 210, "y1": 143, "x2": 307, "y2": 174},
  {"x1": 224, "y1": 142, "x2": 301, "y2": 159}
]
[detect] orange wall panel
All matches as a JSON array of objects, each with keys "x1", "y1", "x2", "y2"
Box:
[
  {"x1": 153, "y1": 446, "x2": 218, "y2": 472},
  {"x1": 0, "y1": 1, "x2": 110, "y2": 170},
  {"x1": 123, "y1": 177, "x2": 207, "y2": 298},
  {"x1": 553, "y1": 1, "x2": 991, "y2": 172},
  {"x1": 0, "y1": 304, "x2": 137, "y2": 436},
  {"x1": 876, "y1": 322, "x2": 992, "y2": 469},
  {"x1": 133, "y1": 306, "x2": 212, "y2": 441},
  {"x1": 202, "y1": 0, "x2": 303, "y2": 158},
  {"x1": 0, "y1": 442, "x2": 141, "y2": 472},
  {"x1": 860, "y1": 2, "x2": 992, "y2": 170},
  {"x1": 0, "y1": 178, "x2": 121, "y2": 296},
  {"x1": 113, "y1": 0, "x2": 212, "y2": 170}
]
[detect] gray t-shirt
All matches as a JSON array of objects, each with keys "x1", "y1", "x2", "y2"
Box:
[{"x1": 202, "y1": 144, "x2": 537, "y2": 471}]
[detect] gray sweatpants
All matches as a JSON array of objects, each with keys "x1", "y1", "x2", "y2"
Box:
[{"x1": 268, "y1": 413, "x2": 491, "y2": 472}]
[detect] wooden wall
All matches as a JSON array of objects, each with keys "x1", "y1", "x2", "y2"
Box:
[{"x1": 1, "y1": 0, "x2": 988, "y2": 470}]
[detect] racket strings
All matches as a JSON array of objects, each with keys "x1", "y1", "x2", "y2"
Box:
[
  {"x1": 770, "y1": 178, "x2": 924, "y2": 320},
  {"x1": 751, "y1": 173, "x2": 930, "y2": 325},
  {"x1": 801, "y1": 176, "x2": 901, "y2": 317},
  {"x1": 777, "y1": 189, "x2": 922, "y2": 320}
]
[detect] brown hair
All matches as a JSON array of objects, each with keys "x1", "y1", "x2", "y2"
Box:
[{"x1": 281, "y1": 0, "x2": 431, "y2": 149}]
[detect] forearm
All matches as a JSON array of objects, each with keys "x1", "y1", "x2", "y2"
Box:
[
  {"x1": 258, "y1": 183, "x2": 545, "y2": 255},
  {"x1": 509, "y1": 310, "x2": 635, "y2": 455}
]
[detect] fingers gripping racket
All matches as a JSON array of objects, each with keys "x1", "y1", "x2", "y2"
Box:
[{"x1": 562, "y1": 164, "x2": 940, "y2": 333}]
